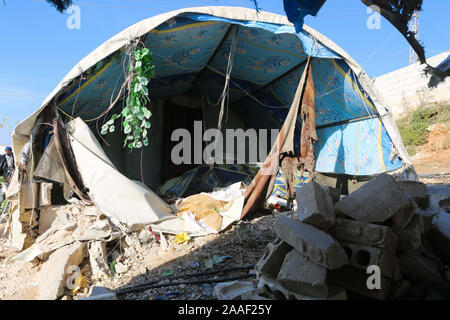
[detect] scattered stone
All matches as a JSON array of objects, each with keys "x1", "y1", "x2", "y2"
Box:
[
  {"x1": 114, "y1": 262, "x2": 129, "y2": 274},
  {"x1": 38, "y1": 206, "x2": 58, "y2": 235},
  {"x1": 327, "y1": 266, "x2": 391, "y2": 300},
  {"x1": 88, "y1": 241, "x2": 110, "y2": 279},
  {"x1": 340, "y1": 241, "x2": 396, "y2": 278},
  {"x1": 36, "y1": 241, "x2": 86, "y2": 300},
  {"x1": 277, "y1": 250, "x2": 328, "y2": 298},
  {"x1": 138, "y1": 228, "x2": 152, "y2": 244},
  {"x1": 274, "y1": 216, "x2": 348, "y2": 270},
  {"x1": 213, "y1": 281, "x2": 256, "y2": 300},
  {"x1": 124, "y1": 246, "x2": 137, "y2": 258},
  {"x1": 125, "y1": 234, "x2": 141, "y2": 248},
  {"x1": 255, "y1": 238, "x2": 292, "y2": 278},
  {"x1": 334, "y1": 174, "x2": 407, "y2": 223},
  {"x1": 330, "y1": 218, "x2": 398, "y2": 250},
  {"x1": 296, "y1": 181, "x2": 336, "y2": 229},
  {"x1": 398, "y1": 250, "x2": 445, "y2": 284}
]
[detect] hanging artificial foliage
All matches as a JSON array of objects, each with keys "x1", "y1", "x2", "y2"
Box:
[{"x1": 101, "y1": 45, "x2": 155, "y2": 150}]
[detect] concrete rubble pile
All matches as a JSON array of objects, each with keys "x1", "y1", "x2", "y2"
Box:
[
  {"x1": 2, "y1": 180, "x2": 134, "y2": 299},
  {"x1": 214, "y1": 174, "x2": 450, "y2": 300}
]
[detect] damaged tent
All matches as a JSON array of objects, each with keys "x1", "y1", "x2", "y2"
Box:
[{"x1": 9, "y1": 7, "x2": 416, "y2": 239}]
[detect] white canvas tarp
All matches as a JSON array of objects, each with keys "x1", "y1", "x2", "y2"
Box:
[{"x1": 67, "y1": 117, "x2": 244, "y2": 234}]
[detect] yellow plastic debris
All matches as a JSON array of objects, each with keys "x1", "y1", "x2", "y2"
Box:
[
  {"x1": 71, "y1": 274, "x2": 90, "y2": 295},
  {"x1": 173, "y1": 232, "x2": 191, "y2": 244}
]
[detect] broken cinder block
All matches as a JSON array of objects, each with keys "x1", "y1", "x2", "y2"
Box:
[
  {"x1": 320, "y1": 185, "x2": 341, "y2": 205},
  {"x1": 213, "y1": 281, "x2": 257, "y2": 300},
  {"x1": 257, "y1": 275, "x2": 346, "y2": 300},
  {"x1": 36, "y1": 241, "x2": 86, "y2": 300},
  {"x1": 397, "y1": 181, "x2": 428, "y2": 207},
  {"x1": 296, "y1": 181, "x2": 336, "y2": 229},
  {"x1": 390, "y1": 198, "x2": 416, "y2": 230},
  {"x1": 255, "y1": 238, "x2": 292, "y2": 278},
  {"x1": 340, "y1": 241, "x2": 396, "y2": 279},
  {"x1": 330, "y1": 218, "x2": 398, "y2": 250},
  {"x1": 327, "y1": 266, "x2": 391, "y2": 300},
  {"x1": 395, "y1": 214, "x2": 424, "y2": 252},
  {"x1": 277, "y1": 250, "x2": 328, "y2": 298},
  {"x1": 334, "y1": 174, "x2": 407, "y2": 223},
  {"x1": 274, "y1": 216, "x2": 348, "y2": 270}
]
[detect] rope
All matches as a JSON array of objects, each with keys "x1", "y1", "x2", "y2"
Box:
[
  {"x1": 207, "y1": 26, "x2": 238, "y2": 166},
  {"x1": 216, "y1": 25, "x2": 238, "y2": 131},
  {"x1": 56, "y1": 73, "x2": 131, "y2": 123}
]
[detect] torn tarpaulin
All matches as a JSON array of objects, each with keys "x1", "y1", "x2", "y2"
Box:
[{"x1": 283, "y1": 0, "x2": 327, "y2": 32}]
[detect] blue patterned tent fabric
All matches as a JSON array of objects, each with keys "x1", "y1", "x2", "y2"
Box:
[{"x1": 54, "y1": 9, "x2": 405, "y2": 188}]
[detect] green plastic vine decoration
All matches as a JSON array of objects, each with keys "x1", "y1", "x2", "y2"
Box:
[{"x1": 101, "y1": 47, "x2": 155, "y2": 149}]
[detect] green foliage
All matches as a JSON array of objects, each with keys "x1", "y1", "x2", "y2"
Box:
[
  {"x1": 101, "y1": 48, "x2": 155, "y2": 150},
  {"x1": 397, "y1": 104, "x2": 449, "y2": 155}
]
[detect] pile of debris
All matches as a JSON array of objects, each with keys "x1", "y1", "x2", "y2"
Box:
[{"x1": 214, "y1": 174, "x2": 450, "y2": 300}]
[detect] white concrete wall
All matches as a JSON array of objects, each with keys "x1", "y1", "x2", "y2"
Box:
[{"x1": 374, "y1": 51, "x2": 450, "y2": 119}]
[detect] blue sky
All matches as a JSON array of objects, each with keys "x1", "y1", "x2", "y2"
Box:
[{"x1": 0, "y1": 0, "x2": 449, "y2": 145}]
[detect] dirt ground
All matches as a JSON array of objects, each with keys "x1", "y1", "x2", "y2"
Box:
[
  {"x1": 411, "y1": 123, "x2": 450, "y2": 175},
  {"x1": 0, "y1": 209, "x2": 278, "y2": 300}
]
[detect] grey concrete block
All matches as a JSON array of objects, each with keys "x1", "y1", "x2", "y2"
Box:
[
  {"x1": 321, "y1": 185, "x2": 341, "y2": 205},
  {"x1": 213, "y1": 281, "x2": 257, "y2": 300},
  {"x1": 257, "y1": 275, "x2": 345, "y2": 300},
  {"x1": 426, "y1": 209, "x2": 450, "y2": 262},
  {"x1": 426, "y1": 185, "x2": 450, "y2": 213},
  {"x1": 296, "y1": 181, "x2": 336, "y2": 229},
  {"x1": 36, "y1": 241, "x2": 86, "y2": 300},
  {"x1": 391, "y1": 199, "x2": 416, "y2": 230},
  {"x1": 397, "y1": 181, "x2": 428, "y2": 206},
  {"x1": 340, "y1": 241, "x2": 396, "y2": 278},
  {"x1": 255, "y1": 238, "x2": 292, "y2": 278},
  {"x1": 277, "y1": 250, "x2": 328, "y2": 298},
  {"x1": 395, "y1": 214, "x2": 425, "y2": 252},
  {"x1": 334, "y1": 174, "x2": 407, "y2": 223},
  {"x1": 274, "y1": 216, "x2": 348, "y2": 270},
  {"x1": 330, "y1": 218, "x2": 398, "y2": 250},
  {"x1": 327, "y1": 266, "x2": 391, "y2": 300},
  {"x1": 398, "y1": 250, "x2": 446, "y2": 284}
]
